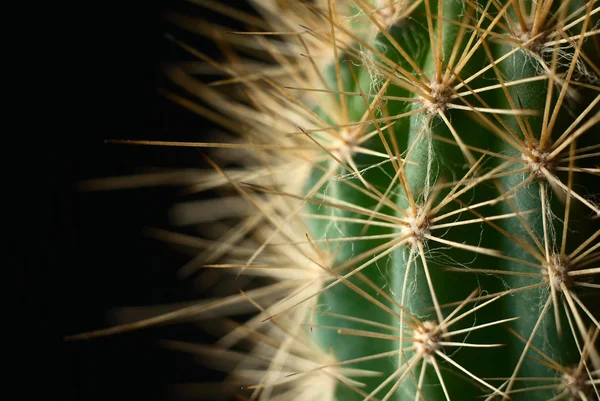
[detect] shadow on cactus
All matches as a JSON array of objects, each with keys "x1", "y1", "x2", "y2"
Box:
[{"x1": 67, "y1": 1, "x2": 600, "y2": 400}]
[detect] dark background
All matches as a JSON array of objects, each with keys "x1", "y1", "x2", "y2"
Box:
[{"x1": 25, "y1": 1, "x2": 255, "y2": 400}]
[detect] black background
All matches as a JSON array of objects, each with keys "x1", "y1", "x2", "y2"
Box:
[{"x1": 23, "y1": 1, "x2": 256, "y2": 400}]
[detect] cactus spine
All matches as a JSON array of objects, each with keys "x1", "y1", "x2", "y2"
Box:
[{"x1": 67, "y1": 1, "x2": 600, "y2": 400}]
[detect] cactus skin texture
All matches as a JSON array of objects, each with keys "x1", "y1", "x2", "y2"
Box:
[{"x1": 66, "y1": 1, "x2": 600, "y2": 401}]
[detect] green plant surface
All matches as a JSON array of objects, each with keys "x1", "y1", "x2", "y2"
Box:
[{"x1": 67, "y1": 1, "x2": 600, "y2": 400}]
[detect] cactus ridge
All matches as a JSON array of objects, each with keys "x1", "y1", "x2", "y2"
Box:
[{"x1": 67, "y1": 1, "x2": 600, "y2": 400}]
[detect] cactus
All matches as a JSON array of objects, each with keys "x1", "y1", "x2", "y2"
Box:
[{"x1": 67, "y1": 1, "x2": 600, "y2": 400}]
